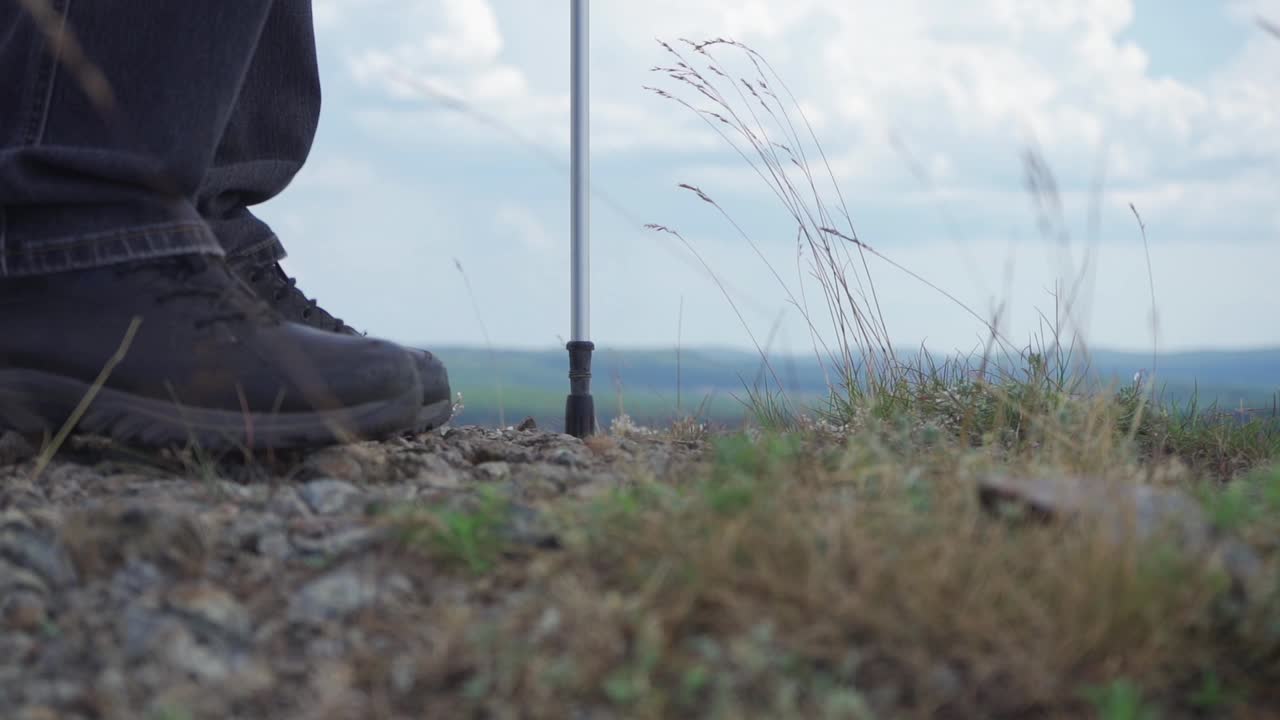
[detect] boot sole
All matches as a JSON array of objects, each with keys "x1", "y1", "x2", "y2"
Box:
[
  {"x1": 413, "y1": 397, "x2": 454, "y2": 433},
  {"x1": 0, "y1": 369, "x2": 422, "y2": 451}
]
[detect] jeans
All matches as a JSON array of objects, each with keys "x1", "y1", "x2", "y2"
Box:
[{"x1": 0, "y1": 0, "x2": 319, "y2": 277}]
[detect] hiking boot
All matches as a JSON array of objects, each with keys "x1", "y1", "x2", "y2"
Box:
[
  {"x1": 232, "y1": 259, "x2": 453, "y2": 432},
  {"x1": 0, "y1": 254, "x2": 425, "y2": 450}
]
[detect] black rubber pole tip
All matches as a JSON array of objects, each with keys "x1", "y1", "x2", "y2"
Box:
[
  {"x1": 565, "y1": 393, "x2": 596, "y2": 438},
  {"x1": 565, "y1": 340, "x2": 596, "y2": 438}
]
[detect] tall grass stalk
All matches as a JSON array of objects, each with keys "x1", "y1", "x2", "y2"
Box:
[{"x1": 647, "y1": 39, "x2": 1022, "y2": 424}]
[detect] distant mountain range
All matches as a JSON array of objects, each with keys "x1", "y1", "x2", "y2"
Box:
[{"x1": 434, "y1": 345, "x2": 1280, "y2": 431}]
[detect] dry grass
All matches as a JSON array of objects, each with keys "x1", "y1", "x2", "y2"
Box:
[{"x1": 373, "y1": 401, "x2": 1280, "y2": 719}]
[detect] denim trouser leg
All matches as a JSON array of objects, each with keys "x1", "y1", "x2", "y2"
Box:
[
  {"x1": 199, "y1": 0, "x2": 321, "y2": 267},
  {"x1": 0, "y1": 1, "x2": 275, "y2": 277}
]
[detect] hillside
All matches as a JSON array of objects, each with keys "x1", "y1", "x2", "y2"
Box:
[{"x1": 437, "y1": 345, "x2": 1280, "y2": 430}]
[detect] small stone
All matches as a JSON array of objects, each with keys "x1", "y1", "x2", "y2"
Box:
[
  {"x1": 162, "y1": 623, "x2": 232, "y2": 681},
  {"x1": 0, "y1": 431, "x2": 37, "y2": 465},
  {"x1": 299, "y1": 479, "x2": 362, "y2": 515},
  {"x1": 502, "y1": 503, "x2": 558, "y2": 548},
  {"x1": 227, "y1": 513, "x2": 285, "y2": 551},
  {"x1": 292, "y1": 526, "x2": 381, "y2": 557},
  {"x1": 222, "y1": 658, "x2": 276, "y2": 700},
  {"x1": 302, "y1": 445, "x2": 363, "y2": 478},
  {"x1": 533, "y1": 607, "x2": 562, "y2": 641},
  {"x1": 547, "y1": 447, "x2": 589, "y2": 467},
  {"x1": 267, "y1": 487, "x2": 313, "y2": 518},
  {"x1": 0, "y1": 558, "x2": 51, "y2": 597},
  {"x1": 2, "y1": 510, "x2": 45, "y2": 535},
  {"x1": 0, "y1": 525, "x2": 77, "y2": 588},
  {"x1": 302, "y1": 443, "x2": 390, "y2": 483},
  {"x1": 390, "y1": 654, "x2": 418, "y2": 695},
  {"x1": 45, "y1": 462, "x2": 104, "y2": 496},
  {"x1": 110, "y1": 560, "x2": 166, "y2": 600},
  {"x1": 923, "y1": 663, "x2": 962, "y2": 700},
  {"x1": 17, "y1": 706, "x2": 59, "y2": 720},
  {"x1": 215, "y1": 480, "x2": 259, "y2": 502},
  {"x1": 476, "y1": 461, "x2": 511, "y2": 481},
  {"x1": 516, "y1": 417, "x2": 538, "y2": 432},
  {"x1": 584, "y1": 435, "x2": 618, "y2": 455},
  {"x1": 258, "y1": 531, "x2": 292, "y2": 560},
  {"x1": 471, "y1": 441, "x2": 534, "y2": 465},
  {"x1": 516, "y1": 464, "x2": 574, "y2": 499},
  {"x1": 0, "y1": 478, "x2": 43, "y2": 510},
  {"x1": 412, "y1": 454, "x2": 465, "y2": 489},
  {"x1": 166, "y1": 582, "x2": 252, "y2": 640},
  {"x1": 3, "y1": 590, "x2": 47, "y2": 631},
  {"x1": 0, "y1": 631, "x2": 36, "y2": 664},
  {"x1": 93, "y1": 668, "x2": 129, "y2": 717},
  {"x1": 120, "y1": 602, "x2": 189, "y2": 661},
  {"x1": 384, "y1": 572, "x2": 413, "y2": 597},
  {"x1": 288, "y1": 568, "x2": 380, "y2": 624}
]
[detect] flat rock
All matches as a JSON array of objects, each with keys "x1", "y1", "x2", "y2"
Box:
[
  {"x1": 978, "y1": 474, "x2": 1265, "y2": 590},
  {"x1": 298, "y1": 478, "x2": 363, "y2": 515},
  {"x1": 288, "y1": 567, "x2": 381, "y2": 624}
]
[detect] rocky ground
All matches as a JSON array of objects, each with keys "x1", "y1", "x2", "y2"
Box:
[
  {"x1": 4, "y1": 416, "x2": 1279, "y2": 719},
  {"x1": 0, "y1": 423, "x2": 708, "y2": 720}
]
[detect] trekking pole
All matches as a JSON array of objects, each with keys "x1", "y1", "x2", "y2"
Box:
[{"x1": 564, "y1": 0, "x2": 596, "y2": 437}]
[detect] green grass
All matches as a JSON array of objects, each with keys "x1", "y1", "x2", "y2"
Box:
[
  {"x1": 391, "y1": 488, "x2": 511, "y2": 574},
  {"x1": 374, "y1": 370, "x2": 1280, "y2": 717},
  {"x1": 1082, "y1": 680, "x2": 1159, "y2": 720}
]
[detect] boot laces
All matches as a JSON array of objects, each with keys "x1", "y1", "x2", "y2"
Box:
[
  {"x1": 115, "y1": 255, "x2": 276, "y2": 330},
  {"x1": 245, "y1": 263, "x2": 350, "y2": 333}
]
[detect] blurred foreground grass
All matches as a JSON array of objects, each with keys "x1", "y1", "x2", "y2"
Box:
[{"x1": 379, "y1": 365, "x2": 1280, "y2": 719}]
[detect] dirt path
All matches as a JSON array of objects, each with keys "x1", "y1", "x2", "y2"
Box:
[{"x1": 0, "y1": 425, "x2": 707, "y2": 720}]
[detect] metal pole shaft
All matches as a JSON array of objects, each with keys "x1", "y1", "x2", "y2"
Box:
[
  {"x1": 564, "y1": 0, "x2": 595, "y2": 438},
  {"x1": 570, "y1": 0, "x2": 589, "y2": 342}
]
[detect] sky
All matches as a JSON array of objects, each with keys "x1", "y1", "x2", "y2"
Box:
[{"x1": 257, "y1": 0, "x2": 1280, "y2": 356}]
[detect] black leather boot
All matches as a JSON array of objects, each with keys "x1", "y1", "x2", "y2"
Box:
[
  {"x1": 0, "y1": 254, "x2": 426, "y2": 450},
  {"x1": 233, "y1": 259, "x2": 453, "y2": 432}
]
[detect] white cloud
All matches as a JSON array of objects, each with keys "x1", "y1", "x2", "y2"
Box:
[
  {"x1": 494, "y1": 204, "x2": 554, "y2": 251},
  {"x1": 427, "y1": 0, "x2": 503, "y2": 64},
  {"x1": 278, "y1": 0, "x2": 1280, "y2": 351}
]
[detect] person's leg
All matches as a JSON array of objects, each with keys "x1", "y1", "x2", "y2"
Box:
[
  {"x1": 196, "y1": 0, "x2": 319, "y2": 269},
  {"x1": 0, "y1": 0, "x2": 273, "y2": 276},
  {"x1": 0, "y1": 1, "x2": 427, "y2": 448},
  {"x1": 197, "y1": 0, "x2": 454, "y2": 432}
]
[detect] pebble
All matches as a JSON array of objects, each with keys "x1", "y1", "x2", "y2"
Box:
[
  {"x1": 3, "y1": 590, "x2": 47, "y2": 631},
  {"x1": 0, "y1": 425, "x2": 709, "y2": 717},
  {"x1": 299, "y1": 478, "x2": 363, "y2": 515},
  {"x1": 288, "y1": 567, "x2": 380, "y2": 624},
  {"x1": 0, "y1": 524, "x2": 77, "y2": 588},
  {"x1": 476, "y1": 461, "x2": 512, "y2": 481},
  {"x1": 166, "y1": 582, "x2": 253, "y2": 640}
]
